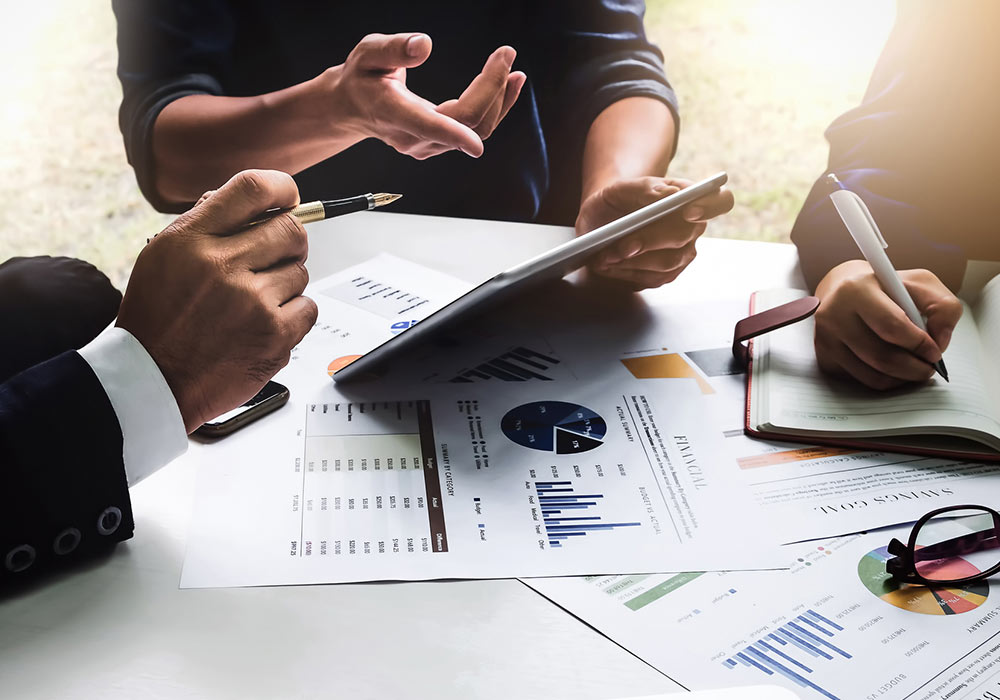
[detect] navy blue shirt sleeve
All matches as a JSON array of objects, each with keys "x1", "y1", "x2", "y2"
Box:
[
  {"x1": 114, "y1": 0, "x2": 232, "y2": 213},
  {"x1": 114, "y1": 1, "x2": 678, "y2": 220},
  {"x1": 791, "y1": 3, "x2": 1000, "y2": 292},
  {"x1": 0, "y1": 352, "x2": 134, "y2": 581},
  {"x1": 524, "y1": 0, "x2": 679, "y2": 222},
  {"x1": 525, "y1": 0, "x2": 678, "y2": 154}
]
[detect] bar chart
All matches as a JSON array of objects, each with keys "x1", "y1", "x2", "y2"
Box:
[
  {"x1": 535, "y1": 481, "x2": 641, "y2": 548},
  {"x1": 449, "y1": 345, "x2": 562, "y2": 382},
  {"x1": 319, "y1": 272, "x2": 434, "y2": 319},
  {"x1": 722, "y1": 609, "x2": 851, "y2": 700}
]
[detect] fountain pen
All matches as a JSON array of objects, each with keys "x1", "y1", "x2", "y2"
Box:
[{"x1": 282, "y1": 192, "x2": 403, "y2": 224}]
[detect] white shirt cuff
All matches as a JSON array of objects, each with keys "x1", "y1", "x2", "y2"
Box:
[{"x1": 79, "y1": 327, "x2": 188, "y2": 486}]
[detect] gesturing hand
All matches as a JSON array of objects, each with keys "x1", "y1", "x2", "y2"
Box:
[
  {"x1": 813, "y1": 260, "x2": 963, "y2": 390},
  {"x1": 577, "y1": 177, "x2": 735, "y2": 290},
  {"x1": 331, "y1": 33, "x2": 525, "y2": 160},
  {"x1": 117, "y1": 170, "x2": 319, "y2": 433}
]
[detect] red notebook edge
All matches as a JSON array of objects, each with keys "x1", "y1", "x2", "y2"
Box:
[{"x1": 741, "y1": 292, "x2": 1000, "y2": 463}]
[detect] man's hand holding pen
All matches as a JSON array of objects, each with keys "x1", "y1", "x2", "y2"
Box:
[{"x1": 118, "y1": 170, "x2": 318, "y2": 433}]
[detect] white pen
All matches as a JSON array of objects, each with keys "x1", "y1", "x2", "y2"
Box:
[{"x1": 826, "y1": 173, "x2": 949, "y2": 382}]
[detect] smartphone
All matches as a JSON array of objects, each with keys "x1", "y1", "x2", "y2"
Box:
[{"x1": 194, "y1": 381, "x2": 290, "y2": 438}]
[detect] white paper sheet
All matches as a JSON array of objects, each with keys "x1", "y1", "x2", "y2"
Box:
[
  {"x1": 527, "y1": 524, "x2": 1000, "y2": 700},
  {"x1": 718, "y1": 423, "x2": 1000, "y2": 543},
  {"x1": 287, "y1": 253, "x2": 474, "y2": 380},
  {"x1": 613, "y1": 689, "x2": 797, "y2": 700},
  {"x1": 181, "y1": 376, "x2": 782, "y2": 588},
  {"x1": 391, "y1": 286, "x2": 1000, "y2": 543}
]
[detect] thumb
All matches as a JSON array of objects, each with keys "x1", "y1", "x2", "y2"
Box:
[
  {"x1": 183, "y1": 170, "x2": 299, "y2": 236},
  {"x1": 351, "y1": 32, "x2": 433, "y2": 71},
  {"x1": 600, "y1": 177, "x2": 679, "y2": 214}
]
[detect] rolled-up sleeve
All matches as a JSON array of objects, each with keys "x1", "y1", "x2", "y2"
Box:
[
  {"x1": 791, "y1": 170, "x2": 967, "y2": 293},
  {"x1": 113, "y1": 0, "x2": 232, "y2": 212},
  {"x1": 791, "y1": 2, "x2": 977, "y2": 292},
  {"x1": 526, "y1": 0, "x2": 679, "y2": 161}
]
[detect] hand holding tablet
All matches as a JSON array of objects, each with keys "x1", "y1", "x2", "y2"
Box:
[
  {"x1": 578, "y1": 175, "x2": 736, "y2": 290},
  {"x1": 333, "y1": 172, "x2": 729, "y2": 382}
]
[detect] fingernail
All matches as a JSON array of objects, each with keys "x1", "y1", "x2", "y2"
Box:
[
  {"x1": 685, "y1": 207, "x2": 704, "y2": 221},
  {"x1": 407, "y1": 34, "x2": 429, "y2": 57},
  {"x1": 653, "y1": 183, "x2": 672, "y2": 195}
]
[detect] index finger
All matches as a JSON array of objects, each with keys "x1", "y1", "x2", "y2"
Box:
[
  {"x1": 681, "y1": 187, "x2": 735, "y2": 222},
  {"x1": 856, "y1": 287, "x2": 943, "y2": 364},
  {"x1": 448, "y1": 46, "x2": 515, "y2": 128},
  {"x1": 391, "y1": 90, "x2": 485, "y2": 156},
  {"x1": 186, "y1": 170, "x2": 301, "y2": 236}
]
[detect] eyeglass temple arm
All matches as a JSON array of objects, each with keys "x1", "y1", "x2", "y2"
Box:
[
  {"x1": 885, "y1": 538, "x2": 908, "y2": 576},
  {"x1": 911, "y1": 528, "x2": 1000, "y2": 562}
]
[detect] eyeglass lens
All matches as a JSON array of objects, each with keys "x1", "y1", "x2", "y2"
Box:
[{"x1": 913, "y1": 508, "x2": 1000, "y2": 582}]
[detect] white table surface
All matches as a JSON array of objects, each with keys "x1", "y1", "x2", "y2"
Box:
[{"x1": 0, "y1": 212, "x2": 804, "y2": 700}]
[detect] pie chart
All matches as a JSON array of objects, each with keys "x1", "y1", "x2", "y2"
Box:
[
  {"x1": 500, "y1": 401, "x2": 606, "y2": 454},
  {"x1": 857, "y1": 544, "x2": 989, "y2": 615},
  {"x1": 328, "y1": 355, "x2": 362, "y2": 376}
]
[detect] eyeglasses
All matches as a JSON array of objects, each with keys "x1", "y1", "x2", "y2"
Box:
[{"x1": 886, "y1": 505, "x2": 1000, "y2": 585}]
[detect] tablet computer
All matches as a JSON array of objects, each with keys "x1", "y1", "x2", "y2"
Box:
[{"x1": 332, "y1": 171, "x2": 728, "y2": 382}]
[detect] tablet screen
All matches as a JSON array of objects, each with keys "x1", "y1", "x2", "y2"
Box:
[{"x1": 333, "y1": 172, "x2": 728, "y2": 382}]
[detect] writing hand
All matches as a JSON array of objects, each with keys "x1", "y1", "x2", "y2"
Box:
[
  {"x1": 577, "y1": 177, "x2": 734, "y2": 290},
  {"x1": 813, "y1": 260, "x2": 963, "y2": 390},
  {"x1": 117, "y1": 170, "x2": 318, "y2": 432}
]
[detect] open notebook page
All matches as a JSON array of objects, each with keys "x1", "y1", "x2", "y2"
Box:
[
  {"x1": 751, "y1": 288, "x2": 1000, "y2": 451},
  {"x1": 972, "y1": 275, "x2": 1000, "y2": 370}
]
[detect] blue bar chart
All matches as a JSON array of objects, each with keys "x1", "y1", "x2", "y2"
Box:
[
  {"x1": 722, "y1": 609, "x2": 851, "y2": 700},
  {"x1": 535, "y1": 482, "x2": 641, "y2": 548}
]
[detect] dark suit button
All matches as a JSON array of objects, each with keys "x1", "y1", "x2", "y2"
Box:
[
  {"x1": 5, "y1": 544, "x2": 36, "y2": 573},
  {"x1": 53, "y1": 527, "x2": 82, "y2": 555},
  {"x1": 96, "y1": 506, "x2": 122, "y2": 536}
]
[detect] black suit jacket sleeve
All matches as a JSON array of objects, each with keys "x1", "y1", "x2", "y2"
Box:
[{"x1": 1, "y1": 351, "x2": 134, "y2": 581}]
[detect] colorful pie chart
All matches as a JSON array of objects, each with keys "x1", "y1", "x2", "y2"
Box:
[
  {"x1": 857, "y1": 544, "x2": 989, "y2": 616},
  {"x1": 328, "y1": 355, "x2": 363, "y2": 377}
]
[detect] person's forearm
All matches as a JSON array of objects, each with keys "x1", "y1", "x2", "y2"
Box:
[
  {"x1": 580, "y1": 97, "x2": 676, "y2": 202},
  {"x1": 152, "y1": 67, "x2": 360, "y2": 205}
]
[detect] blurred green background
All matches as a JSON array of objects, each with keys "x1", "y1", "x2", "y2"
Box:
[{"x1": 0, "y1": 0, "x2": 895, "y2": 287}]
